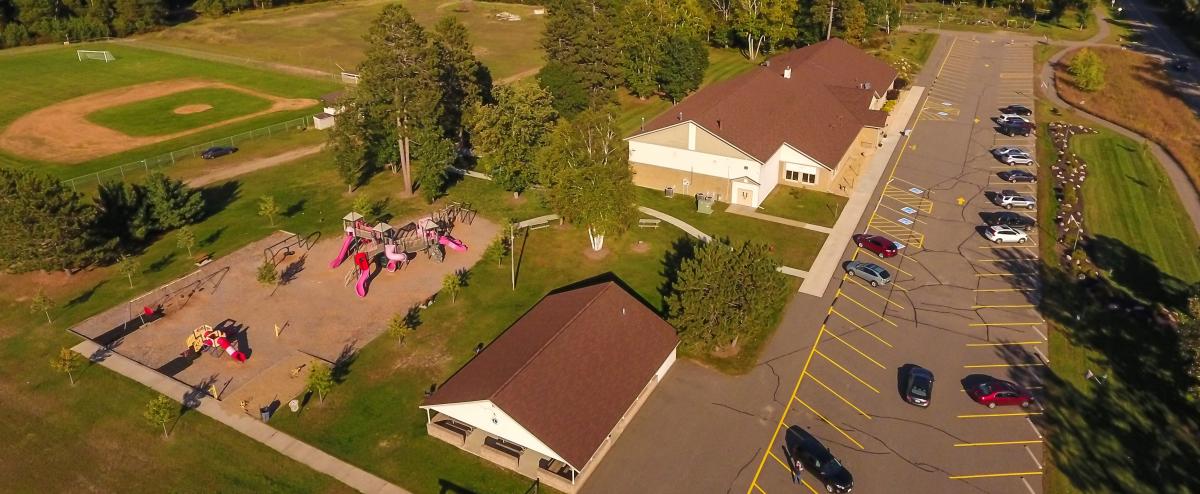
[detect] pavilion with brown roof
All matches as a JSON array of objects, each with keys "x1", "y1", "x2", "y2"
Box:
[
  {"x1": 625, "y1": 38, "x2": 898, "y2": 208},
  {"x1": 420, "y1": 281, "x2": 679, "y2": 492}
]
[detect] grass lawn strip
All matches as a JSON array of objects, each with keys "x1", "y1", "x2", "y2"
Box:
[
  {"x1": 904, "y1": 2, "x2": 1099, "y2": 41},
  {"x1": 86, "y1": 88, "x2": 273, "y2": 136},
  {"x1": 757, "y1": 187, "x2": 848, "y2": 228}
]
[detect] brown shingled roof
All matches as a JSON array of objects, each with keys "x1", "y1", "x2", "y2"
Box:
[
  {"x1": 633, "y1": 38, "x2": 896, "y2": 168},
  {"x1": 423, "y1": 282, "x2": 679, "y2": 470}
]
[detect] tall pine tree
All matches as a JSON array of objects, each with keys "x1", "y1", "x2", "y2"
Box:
[
  {"x1": 431, "y1": 16, "x2": 491, "y2": 145},
  {"x1": 0, "y1": 168, "x2": 109, "y2": 273},
  {"x1": 539, "y1": 0, "x2": 622, "y2": 115}
]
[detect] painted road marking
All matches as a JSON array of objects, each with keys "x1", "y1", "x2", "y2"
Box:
[
  {"x1": 971, "y1": 304, "x2": 1036, "y2": 308},
  {"x1": 794, "y1": 398, "x2": 865, "y2": 450},
  {"x1": 954, "y1": 440, "x2": 1042, "y2": 447},
  {"x1": 949, "y1": 471, "x2": 1044, "y2": 480},
  {"x1": 864, "y1": 256, "x2": 913, "y2": 278},
  {"x1": 806, "y1": 373, "x2": 872, "y2": 419},
  {"x1": 909, "y1": 187, "x2": 925, "y2": 194},
  {"x1": 958, "y1": 412, "x2": 1043, "y2": 419},
  {"x1": 823, "y1": 328, "x2": 886, "y2": 369},
  {"x1": 968, "y1": 322, "x2": 1043, "y2": 327},
  {"x1": 844, "y1": 277, "x2": 906, "y2": 309},
  {"x1": 816, "y1": 349, "x2": 880, "y2": 394},
  {"x1": 900, "y1": 206, "x2": 917, "y2": 215},
  {"x1": 898, "y1": 217, "x2": 914, "y2": 226},
  {"x1": 1025, "y1": 445, "x2": 1044, "y2": 470}
]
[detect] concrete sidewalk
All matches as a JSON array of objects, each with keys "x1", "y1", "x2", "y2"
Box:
[
  {"x1": 71, "y1": 339, "x2": 410, "y2": 494},
  {"x1": 637, "y1": 206, "x2": 712, "y2": 242},
  {"x1": 797, "y1": 86, "x2": 926, "y2": 296}
]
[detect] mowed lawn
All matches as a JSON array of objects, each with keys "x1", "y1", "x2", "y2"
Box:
[
  {"x1": 0, "y1": 156, "x2": 373, "y2": 493},
  {"x1": 142, "y1": 0, "x2": 546, "y2": 81},
  {"x1": 85, "y1": 88, "x2": 273, "y2": 136},
  {"x1": 0, "y1": 43, "x2": 335, "y2": 176},
  {"x1": 757, "y1": 187, "x2": 848, "y2": 228},
  {"x1": 904, "y1": 1, "x2": 1099, "y2": 41}
]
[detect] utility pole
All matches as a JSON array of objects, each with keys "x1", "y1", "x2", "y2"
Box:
[
  {"x1": 827, "y1": 1, "x2": 836, "y2": 40},
  {"x1": 509, "y1": 222, "x2": 516, "y2": 290}
]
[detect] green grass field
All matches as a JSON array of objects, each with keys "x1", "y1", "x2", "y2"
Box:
[
  {"x1": 0, "y1": 43, "x2": 335, "y2": 175},
  {"x1": 870, "y1": 32, "x2": 939, "y2": 80},
  {"x1": 142, "y1": 0, "x2": 545, "y2": 82},
  {"x1": 85, "y1": 88, "x2": 274, "y2": 136},
  {"x1": 757, "y1": 187, "x2": 849, "y2": 228},
  {"x1": 904, "y1": 2, "x2": 1099, "y2": 41},
  {"x1": 1035, "y1": 100, "x2": 1200, "y2": 494}
]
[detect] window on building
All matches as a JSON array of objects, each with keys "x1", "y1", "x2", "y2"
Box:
[
  {"x1": 785, "y1": 170, "x2": 800, "y2": 182},
  {"x1": 801, "y1": 171, "x2": 817, "y2": 184},
  {"x1": 784, "y1": 163, "x2": 819, "y2": 185}
]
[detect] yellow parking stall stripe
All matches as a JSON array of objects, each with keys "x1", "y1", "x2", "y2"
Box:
[
  {"x1": 869, "y1": 213, "x2": 916, "y2": 231},
  {"x1": 966, "y1": 341, "x2": 1044, "y2": 347},
  {"x1": 836, "y1": 291, "x2": 898, "y2": 329},
  {"x1": 844, "y1": 277, "x2": 906, "y2": 309},
  {"x1": 968, "y1": 322, "x2": 1043, "y2": 327},
  {"x1": 954, "y1": 440, "x2": 1042, "y2": 447},
  {"x1": 888, "y1": 176, "x2": 927, "y2": 190},
  {"x1": 806, "y1": 373, "x2": 872, "y2": 419},
  {"x1": 949, "y1": 471, "x2": 1045, "y2": 480},
  {"x1": 957, "y1": 412, "x2": 1042, "y2": 418},
  {"x1": 870, "y1": 256, "x2": 913, "y2": 278},
  {"x1": 751, "y1": 482, "x2": 767, "y2": 494},
  {"x1": 878, "y1": 203, "x2": 928, "y2": 223},
  {"x1": 964, "y1": 363, "x2": 1046, "y2": 368},
  {"x1": 794, "y1": 398, "x2": 866, "y2": 450},
  {"x1": 815, "y1": 349, "x2": 880, "y2": 394},
  {"x1": 768, "y1": 451, "x2": 793, "y2": 472},
  {"x1": 971, "y1": 304, "x2": 1036, "y2": 308},
  {"x1": 830, "y1": 306, "x2": 896, "y2": 344},
  {"x1": 823, "y1": 328, "x2": 886, "y2": 369}
]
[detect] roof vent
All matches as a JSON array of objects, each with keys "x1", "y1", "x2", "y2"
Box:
[
  {"x1": 717, "y1": 119, "x2": 722, "y2": 129},
  {"x1": 859, "y1": 82, "x2": 872, "y2": 90},
  {"x1": 783, "y1": 66, "x2": 792, "y2": 79},
  {"x1": 677, "y1": 112, "x2": 683, "y2": 121}
]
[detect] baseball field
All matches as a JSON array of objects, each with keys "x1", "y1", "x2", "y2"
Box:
[{"x1": 0, "y1": 43, "x2": 337, "y2": 173}]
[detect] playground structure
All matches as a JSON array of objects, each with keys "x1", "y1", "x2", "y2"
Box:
[
  {"x1": 184, "y1": 324, "x2": 247, "y2": 363},
  {"x1": 329, "y1": 203, "x2": 475, "y2": 297}
]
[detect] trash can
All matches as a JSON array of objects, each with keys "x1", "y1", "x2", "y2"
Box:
[{"x1": 260, "y1": 407, "x2": 272, "y2": 422}]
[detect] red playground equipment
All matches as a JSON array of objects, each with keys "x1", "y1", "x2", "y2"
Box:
[
  {"x1": 329, "y1": 208, "x2": 471, "y2": 297},
  {"x1": 184, "y1": 324, "x2": 247, "y2": 362}
]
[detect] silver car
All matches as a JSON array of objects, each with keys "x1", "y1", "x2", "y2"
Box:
[{"x1": 845, "y1": 260, "x2": 893, "y2": 287}]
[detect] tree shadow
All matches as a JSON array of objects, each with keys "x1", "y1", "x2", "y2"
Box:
[
  {"x1": 657, "y1": 235, "x2": 698, "y2": 312},
  {"x1": 1031, "y1": 244, "x2": 1200, "y2": 493},
  {"x1": 179, "y1": 374, "x2": 218, "y2": 418},
  {"x1": 148, "y1": 252, "x2": 176, "y2": 273},
  {"x1": 280, "y1": 254, "x2": 307, "y2": 285},
  {"x1": 1084, "y1": 234, "x2": 1191, "y2": 309},
  {"x1": 437, "y1": 478, "x2": 479, "y2": 494},
  {"x1": 66, "y1": 280, "x2": 107, "y2": 308},
  {"x1": 332, "y1": 342, "x2": 358, "y2": 384},
  {"x1": 284, "y1": 198, "x2": 307, "y2": 218},
  {"x1": 200, "y1": 226, "x2": 226, "y2": 247},
  {"x1": 199, "y1": 181, "x2": 240, "y2": 219}
]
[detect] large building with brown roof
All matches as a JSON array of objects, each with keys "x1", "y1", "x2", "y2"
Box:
[
  {"x1": 420, "y1": 281, "x2": 679, "y2": 492},
  {"x1": 626, "y1": 38, "x2": 898, "y2": 207}
]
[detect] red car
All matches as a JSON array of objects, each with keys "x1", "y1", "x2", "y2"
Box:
[
  {"x1": 852, "y1": 234, "x2": 899, "y2": 258},
  {"x1": 968, "y1": 378, "x2": 1034, "y2": 408}
]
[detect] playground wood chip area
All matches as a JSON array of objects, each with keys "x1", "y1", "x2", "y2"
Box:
[
  {"x1": 0, "y1": 78, "x2": 316, "y2": 163},
  {"x1": 70, "y1": 217, "x2": 498, "y2": 414}
]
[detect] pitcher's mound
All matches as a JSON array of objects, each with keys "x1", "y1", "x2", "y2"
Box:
[{"x1": 174, "y1": 104, "x2": 213, "y2": 115}]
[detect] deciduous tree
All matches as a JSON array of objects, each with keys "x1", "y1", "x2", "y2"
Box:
[
  {"x1": 50, "y1": 347, "x2": 81, "y2": 385},
  {"x1": 175, "y1": 226, "x2": 195, "y2": 258},
  {"x1": 30, "y1": 289, "x2": 54, "y2": 324},
  {"x1": 732, "y1": 0, "x2": 797, "y2": 60},
  {"x1": 143, "y1": 394, "x2": 177, "y2": 438},
  {"x1": 441, "y1": 270, "x2": 463, "y2": 302},
  {"x1": 307, "y1": 360, "x2": 333, "y2": 401},
  {"x1": 1069, "y1": 48, "x2": 1106, "y2": 92},
  {"x1": 657, "y1": 34, "x2": 709, "y2": 101},
  {"x1": 256, "y1": 260, "x2": 277, "y2": 286},
  {"x1": 469, "y1": 82, "x2": 559, "y2": 193},
  {"x1": 257, "y1": 195, "x2": 279, "y2": 226},
  {"x1": 117, "y1": 255, "x2": 140, "y2": 288},
  {"x1": 537, "y1": 107, "x2": 635, "y2": 251}
]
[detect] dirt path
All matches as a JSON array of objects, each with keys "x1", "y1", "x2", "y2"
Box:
[
  {"x1": 0, "y1": 79, "x2": 316, "y2": 163},
  {"x1": 186, "y1": 143, "x2": 325, "y2": 188},
  {"x1": 497, "y1": 66, "x2": 541, "y2": 84}
]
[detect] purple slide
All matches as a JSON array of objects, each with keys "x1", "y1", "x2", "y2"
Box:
[
  {"x1": 355, "y1": 268, "x2": 370, "y2": 297},
  {"x1": 330, "y1": 234, "x2": 354, "y2": 268},
  {"x1": 438, "y1": 234, "x2": 467, "y2": 252}
]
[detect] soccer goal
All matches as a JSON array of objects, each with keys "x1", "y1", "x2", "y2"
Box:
[{"x1": 76, "y1": 50, "x2": 115, "y2": 62}]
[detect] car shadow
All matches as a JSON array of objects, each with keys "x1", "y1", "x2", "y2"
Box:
[{"x1": 897, "y1": 364, "x2": 916, "y2": 401}]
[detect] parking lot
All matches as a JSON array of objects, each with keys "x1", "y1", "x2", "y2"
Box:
[{"x1": 747, "y1": 36, "x2": 1047, "y2": 494}]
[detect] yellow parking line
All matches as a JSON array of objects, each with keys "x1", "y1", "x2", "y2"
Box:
[
  {"x1": 957, "y1": 412, "x2": 1042, "y2": 418},
  {"x1": 806, "y1": 373, "x2": 872, "y2": 419},
  {"x1": 972, "y1": 304, "x2": 1036, "y2": 308},
  {"x1": 815, "y1": 349, "x2": 880, "y2": 393},
  {"x1": 837, "y1": 291, "x2": 898, "y2": 329},
  {"x1": 888, "y1": 176, "x2": 927, "y2": 190},
  {"x1": 768, "y1": 451, "x2": 792, "y2": 471},
  {"x1": 878, "y1": 203, "x2": 928, "y2": 223},
  {"x1": 794, "y1": 398, "x2": 865, "y2": 450},
  {"x1": 870, "y1": 256, "x2": 914, "y2": 278},
  {"x1": 823, "y1": 329, "x2": 886, "y2": 369},
  {"x1": 830, "y1": 307, "x2": 895, "y2": 347},
  {"x1": 966, "y1": 341, "x2": 1044, "y2": 347},
  {"x1": 844, "y1": 277, "x2": 906, "y2": 309},
  {"x1": 949, "y1": 471, "x2": 1045, "y2": 480},
  {"x1": 954, "y1": 440, "x2": 1043, "y2": 447},
  {"x1": 964, "y1": 363, "x2": 1045, "y2": 368},
  {"x1": 974, "y1": 288, "x2": 1038, "y2": 292},
  {"x1": 751, "y1": 482, "x2": 767, "y2": 494},
  {"x1": 968, "y1": 322, "x2": 1043, "y2": 327}
]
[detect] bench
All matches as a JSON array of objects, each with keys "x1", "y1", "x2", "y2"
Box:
[
  {"x1": 528, "y1": 220, "x2": 552, "y2": 230},
  {"x1": 194, "y1": 253, "x2": 213, "y2": 267},
  {"x1": 638, "y1": 218, "x2": 662, "y2": 228}
]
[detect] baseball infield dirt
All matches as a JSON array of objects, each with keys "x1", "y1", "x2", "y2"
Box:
[{"x1": 0, "y1": 79, "x2": 316, "y2": 164}]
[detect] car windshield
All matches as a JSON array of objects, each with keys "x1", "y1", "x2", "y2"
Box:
[
  {"x1": 977, "y1": 383, "x2": 993, "y2": 394},
  {"x1": 876, "y1": 268, "x2": 891, "y2": 279},
  {"x1": 823, "y1": 458, "x2": 844, "y2": 475},
  {"x1": 911, "y1": 380, "x2": 929, "y2": 398}
]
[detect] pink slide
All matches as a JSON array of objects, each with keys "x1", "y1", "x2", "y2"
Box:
[
  {"x1": 384, "y1": 244, "x2": 411, "y2": 272},
  {"x1": 355, "y1": 268, "x2": 370, "y2": 297},
  {"x1": 438, "y1": 234, "x2": 467, "y2": 252},
  {"x1": 330, "y1": 234, "x2": 355, "y2": 268},
  {"x1": 214, "y1": 336, "x2": 247, "y2": 363}
]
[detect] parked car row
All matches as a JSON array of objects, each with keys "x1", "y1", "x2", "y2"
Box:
[{"x1": 995, "y1": 105, "x2": 1033, "y2": 136}]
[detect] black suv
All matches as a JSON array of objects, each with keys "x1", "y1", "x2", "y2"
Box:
[
  {"x1": 999, "y1": 121, "x2": 1033, "y2": 137},
  {"x1": 986, "y1": 211, "x2": 1037, "y2": 231},
  {"x1": 201, "y1": 146, "x2": 238, "y2": 159},
  {"x1": 1000, "y1": 104, "x2": 1033, "y2": 116},
  {"x1": 794, "y1": 437, "x2": 854, "y2": 492}
]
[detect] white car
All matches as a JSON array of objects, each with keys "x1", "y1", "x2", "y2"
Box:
[
  {"x1": 1002, "y1": 153, "x2": 1034, "y2": 165},
  {"x1": 999, "y1": 113, "x2": 1032, "y2": 123},
  {"x1": 992, "y1": 147, "x2": 1028, "y2": 158},
  {"x1": 984, "y1": 225, "x2": 1030, "y2": 243}
]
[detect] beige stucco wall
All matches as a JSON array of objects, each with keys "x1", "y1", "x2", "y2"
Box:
[
  {"x1": 630, "y1": 122, "x2": 755, "y2": 161},
  {"x1": 632, "y1": 161, "x2": 730, "y2": 203},
  {"x1": 775, "y1": 127, "x2": 882, "y2": 197}
]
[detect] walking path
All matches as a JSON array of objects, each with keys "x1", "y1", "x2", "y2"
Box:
[
  {"x1": 71, "y1": 339, "x2": 410, "y2": 494},
  {"x1": 724, "y1": 205, "x2": 834, "y2": 234},
  {"x1": 636, "y1": 207, "x2": 712, "y2": 242},
  {"x1": 905, "y1": 11, "x2": 1200, "y2": 234},
  {"x1": 186, "y1": 144, "x2": 325, "y2": 188},
  {"x1": 797, "y1": 86, "x2": 925, "y2": 296}
]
